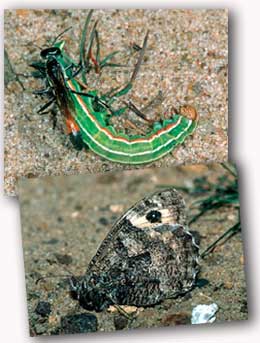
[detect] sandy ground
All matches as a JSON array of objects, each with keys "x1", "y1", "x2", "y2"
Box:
[
  {"x1": 18, "y1": 164, "x2": 247, "y2": 336},
  {"x1": 5, "y1": 9, "x2": 228, "y2": 196}
]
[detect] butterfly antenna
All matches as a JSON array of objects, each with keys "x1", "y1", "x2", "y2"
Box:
[
  {"x1": 36, "y1": 274, "x2": 71, "y2": 285},
  {"x1": 35, "y1": 254, "x2": 79, "y2": 285}
]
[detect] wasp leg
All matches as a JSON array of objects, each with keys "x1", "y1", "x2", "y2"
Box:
[{"x1": 37, "y1": 98, "x2": 55, "y2": 113}]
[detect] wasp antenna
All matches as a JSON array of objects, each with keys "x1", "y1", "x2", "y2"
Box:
[{"x1": 21, "y1": 41, "x2": 44, "y2": 51}]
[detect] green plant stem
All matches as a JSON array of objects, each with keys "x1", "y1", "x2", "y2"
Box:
[{"x1": 200, "y1": 222, "x2": 241, "y2": 259}]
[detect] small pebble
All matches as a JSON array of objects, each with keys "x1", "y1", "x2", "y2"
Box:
[
  {"x1": 54, "y1": 253, "x2": 73, "y2": 265},
  {"x1": 43, "y1": 238, "x2": 59, "y2": 244},
  {"x1": 74, "y1": 204, "x2": 83, "y2": 211},
  {"x1": 34, "y1": 323, "x2": 46, "y2": 334},
  {"x1": 191, "y1": 303, "x2": 219, "y2": 324},
  {"x1": 109, "y1": 204, "x2": 124, "y2": 213},
  {"x1": 99, "y1": 217, "x2": 109, "y2": 226},
  {"x1": 224, "y1": 281, "x2": 233, "y2": 289},
  {"x1": 35, "y1": 301, "x2": 51, "y2": 317},
  {"x1": 196, "y1": 278, "x2": 210, "y2": 288},
  {"x1": 114, "y1": 315, "x2": 129, "y2": 330},
  {"x1": 162, "y1": 312, "x2": 190, "y2": 326},
  {"x1": 71, "y1": 211, "x2": 80, "y2": 218},
  {"x1": 57, "y1": 216, "x2": 63, "y2": 223},
  {"x1": 60, "y1": 313, "x2": 98, "y2": 334},
  {"x1": 192, "y1": 81, "x2": 202, "y2": 95}
]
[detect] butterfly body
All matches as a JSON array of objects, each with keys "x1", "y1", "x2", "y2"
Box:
[{"x1": 70, "y1": 189, "x2": 200, "y2": 311}]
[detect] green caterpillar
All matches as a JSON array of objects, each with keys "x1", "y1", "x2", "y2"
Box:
[{"x1": 32, "y1": 11, "x2": 198, "y2": 164}]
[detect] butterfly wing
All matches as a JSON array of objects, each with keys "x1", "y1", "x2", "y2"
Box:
[
  {"x1": 79, "y1": 188, "x2": 199, "y2": 308},
  {"x1": 87, "y1": 188, "x2": 187, "y2": 273}
]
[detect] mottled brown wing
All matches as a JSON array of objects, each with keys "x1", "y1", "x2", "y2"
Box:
[
  {"x1": 87, "y1": 188, "x2": 187, "y2": 273},
  {"x1": 108, "y1": 223, "x2": 199, "y2": 305}
]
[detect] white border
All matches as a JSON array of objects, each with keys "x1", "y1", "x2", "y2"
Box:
[{"x1": 1, "y1": 1, "x2": 260, "y2": 342}]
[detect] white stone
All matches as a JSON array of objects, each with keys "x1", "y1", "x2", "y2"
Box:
[{"x1": 191, "y1": 303, "x2": 219, "y2": 324}]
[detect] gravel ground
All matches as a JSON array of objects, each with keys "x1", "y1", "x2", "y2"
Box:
[
  {"x1": 5, "y1": 9, "x2": 228, "y2": 196},
  {"x1": 19, "y1": 163, "x2": 247, "y2": 336}
]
